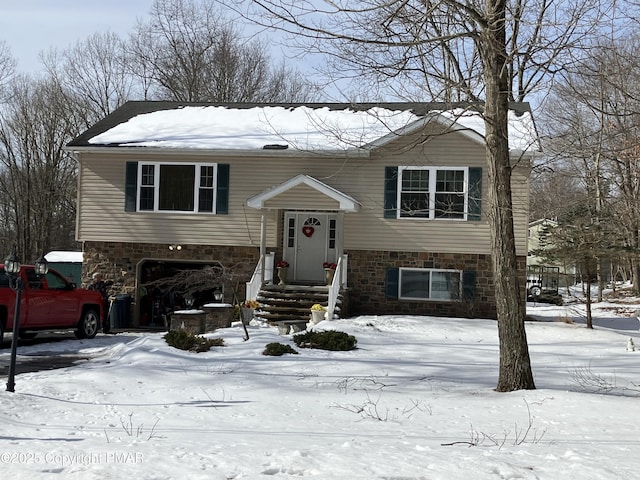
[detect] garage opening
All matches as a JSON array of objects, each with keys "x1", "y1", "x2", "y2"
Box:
[{"x1": 138, "y1": 259, "x2": 224, "y2": 328}]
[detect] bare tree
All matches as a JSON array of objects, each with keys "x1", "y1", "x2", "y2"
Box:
[
  {"x1": 596, "y1": 38, "x2": 640, "y2": 295},
  {"x1": 0, "y1": 75, "x2": 83, "y2": 260},
  {"x1": 0, "y1": 40, "x2": 17, "y2": 102},
  {"x1": 540, "y1": 80, "x2": 611, "y2": 299},
  {"x1": 541, "y1": 35, "x2": 640, "y2": 295},
  {"x1": 536, "y1": 203, "x2": 623, "y2": 328},
  {"x1": 0, "y1": 0, "x2": 318, "y2": 263},
  {"x1": 42, "y1": 32, "x2": 134, "y2": 124},
  {"x1": 143, "y1": 262, "x2": 254, "y2": 339},
  {"x1": 529, "y1": 165, "x2": 582, "y2": 222},
  {"x1": 225, "y1": 1, "x2": 602, "y2": 103},
  {"x1": 128, "y1": 0, "x2": 318, "y2": 102},
  {"x1": 0, "y1": 35, "x2": 132, "y2": 261},
  {"x1": 224, "y1": 0, "x2": 613, "y2": 391}
]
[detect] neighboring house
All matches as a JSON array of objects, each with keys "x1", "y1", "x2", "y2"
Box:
[
  {"x1": 66, "y1": 101, "x2": 538, "y2": 326},
  {"x1": 527, "y1": 218, "x2": 577, "y2": 293}
]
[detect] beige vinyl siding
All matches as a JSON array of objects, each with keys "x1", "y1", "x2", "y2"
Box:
[
  {"x1": 263, "y1": 184, "x2": 341, "y2": 210},
  {"x1": 340, "y1": 150, "x2": 491, "y2": 254},
  {"x1": 339, "y1": 128, "x2": 494, "y2": 255},
  {"x1": 76, "y1": 152, "x2": 274, "y2": 247},
  {"x1": 76, "y1": 125, "x2": 530, "y2": 256},
  {"x1": 511, "y1": 163, "x2": 531, "y2": 255}
]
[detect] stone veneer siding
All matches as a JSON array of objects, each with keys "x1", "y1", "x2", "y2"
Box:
[
  {"x1": 82, "y1": 241, "x2": 259, "y2": 313},
  {"x1": 83, "y1": 241, "x2": 525, "y2": 322},
  {"x1": 345, "y1": 250, "x2": 527, "y2": 320}
]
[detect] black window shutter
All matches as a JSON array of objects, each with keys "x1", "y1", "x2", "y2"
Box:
[
  {"x1": 384, "y1": 166, "x2": 398, "y2": 218},
  {"x1": 385, "y1": 267, "x2": 399, "y2": 298},
  {"x1": 216, "y1": 163, "x2": 230, "y2": 214},
  {"x1": 125, "y1": 161, "x2": 138, "y2": 212},
  {"x1": 462, "y1": 270, "x2": 476, "y2": 301},
  {"x1": 468, "y1": 167, "x2": 482, "y2": 221}
]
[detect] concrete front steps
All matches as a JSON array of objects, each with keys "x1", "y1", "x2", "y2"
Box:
[{"x1": 256, "y1": 284, "x2": 341, "y2": 323}]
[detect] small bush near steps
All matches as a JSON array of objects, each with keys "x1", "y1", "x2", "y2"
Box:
[
  {"x1": 293, "y1": 330, "x2": 357, "y2": 351},
  {"x1": 164, "y1": 330, "x2": 225, "y2": 352},
  {"x1": 262, "y1": 342, "x2": 298, "y2": 356}
]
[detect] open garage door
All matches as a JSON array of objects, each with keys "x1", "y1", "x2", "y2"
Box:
[{"x1": 138, "y1": 260, "x2": 223, "y2": 328}]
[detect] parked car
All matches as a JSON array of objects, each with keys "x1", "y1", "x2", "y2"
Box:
[{"x1": 0, "y1": 264, "x2": 106, "y2": 342}]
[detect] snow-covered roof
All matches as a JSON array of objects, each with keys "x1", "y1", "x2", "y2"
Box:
[
  {"x1": 436, "y1": 108, "x2": 539, "y2": 152},
  {"x1": 89, "y1": 105, "x2": 420, "y2": 151},
  {"x1": 45, "y1": 251, "x2": 83, "y2": 263},
  {"x1": 71, "y1": 102, "x2": 539, "y2": 153}
]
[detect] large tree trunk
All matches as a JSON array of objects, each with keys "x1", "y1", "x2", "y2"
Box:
[
  {"x1": 596, "y1": 258, "x2": 604, "y2": 302},
  {"x1": 584, "y1": 275, "x2": 593, "y2": 329},
  {"x1": 632, "y1": 260, "x2": 640, "y2": 295},
  {"x1": 632, "y1": 228, "x2": 640, "y2": 295},
  {"x1": 482, "y1": 0, "x2": 535, "y2": 392}
]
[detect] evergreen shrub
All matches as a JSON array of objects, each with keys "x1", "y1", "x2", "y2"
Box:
[
  {"x1": 164, "y1": 330, "x2": 224, "y2": 352},
  {"x1": 262, "y1": 342, "x2": 298, "y2": 356},
  {"x1": 293, "y1": 330, "x2": 357, "y2": 351}
]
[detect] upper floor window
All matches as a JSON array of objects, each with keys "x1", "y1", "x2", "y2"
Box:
[
  {"x1": 384, "y1": 166, "x2": 481, "y2": 221},
  {"x1": 398, "y1": 166, "x2": 467, "y2": 219},
  {"x1": 138, "y1": 162, "x2": 217, "y2": 213}
]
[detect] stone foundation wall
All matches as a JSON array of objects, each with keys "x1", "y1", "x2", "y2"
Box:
[
  {"x1": 82, "y1": 241, "x2": 259, "y2": 325},
  {"x1": 82, "y1": 241, "x2": 525, "y2": 323},
  {"x1": 83, "y1": 241, "x2": 259, "y2": 284},
  {"x1": 345, "y1": 250, "x2": 527, "y2": 320}
]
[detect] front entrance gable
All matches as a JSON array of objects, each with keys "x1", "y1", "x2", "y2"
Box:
[
  {"x1": 247, "y1": 175, "x2": 354, "y2": 284},
  {"x1": 246, "y1": 174, "x2": 360, "y2": 212},
  {"x1": 265, "y1": 183, "x2": 340, "y2": 210}
]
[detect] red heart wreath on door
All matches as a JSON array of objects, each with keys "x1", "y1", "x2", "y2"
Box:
[{"x1": 302, "y1": 226, "x2": 315, "y2": 237}]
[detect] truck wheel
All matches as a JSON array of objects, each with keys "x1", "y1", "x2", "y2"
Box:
[
  {"x1": 76, "y1": 309, "x2": 99, "y2": 339},
  {"x1": 18, "y1": 331, "x2": 38, "y2": 340},
  {"x1": 0, "y1": 322, "x2": 4, "y2": 344}
]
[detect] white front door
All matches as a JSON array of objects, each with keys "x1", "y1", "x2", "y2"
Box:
[{"x1": 284, "y1": 212, "x2": 338, "y2": 283}]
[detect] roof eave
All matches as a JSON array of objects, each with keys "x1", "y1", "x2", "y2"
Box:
[
  {"x1": 510, "y1": 148, "x2": 539, "y2": 158},
  {"x1": 64, "y1": 145, "x2": 371, "y2": 158}
]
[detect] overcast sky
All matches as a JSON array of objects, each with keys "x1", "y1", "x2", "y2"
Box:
[{"x1": 0, "y1": 0, "x2": 156, "y2": 73}]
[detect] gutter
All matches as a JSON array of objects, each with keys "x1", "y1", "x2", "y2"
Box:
[{"x1": 63, "y1": 145, "x2": 372, "y2": 159}]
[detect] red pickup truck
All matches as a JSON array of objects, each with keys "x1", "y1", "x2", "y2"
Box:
[{"x1": 0, "y1": 264, "x2": 105, "y2": 342}]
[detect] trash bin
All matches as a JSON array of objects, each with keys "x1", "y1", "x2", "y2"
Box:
[{"x1": 109, "y1": 294, "x2": 132, "y2": 329}]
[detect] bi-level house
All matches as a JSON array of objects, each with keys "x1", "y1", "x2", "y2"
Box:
[{"x1": 66, "y1": 101, "x2": 538, "y2": 327}]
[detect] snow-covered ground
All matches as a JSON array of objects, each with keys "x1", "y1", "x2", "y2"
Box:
[{"x1": 1, "y1": 287, "x2": 639, "y2": 479}]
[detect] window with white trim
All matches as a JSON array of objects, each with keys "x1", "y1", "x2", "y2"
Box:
[
  {"x1": 398, "y1": 166, "x2": 468, "y2": 219},
  {"x1": 138, "y1": 162, "x2": 218, "y2": 213},
  {"x1": 399, "y1": 268, "x2": 462, "y2": 301}
]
